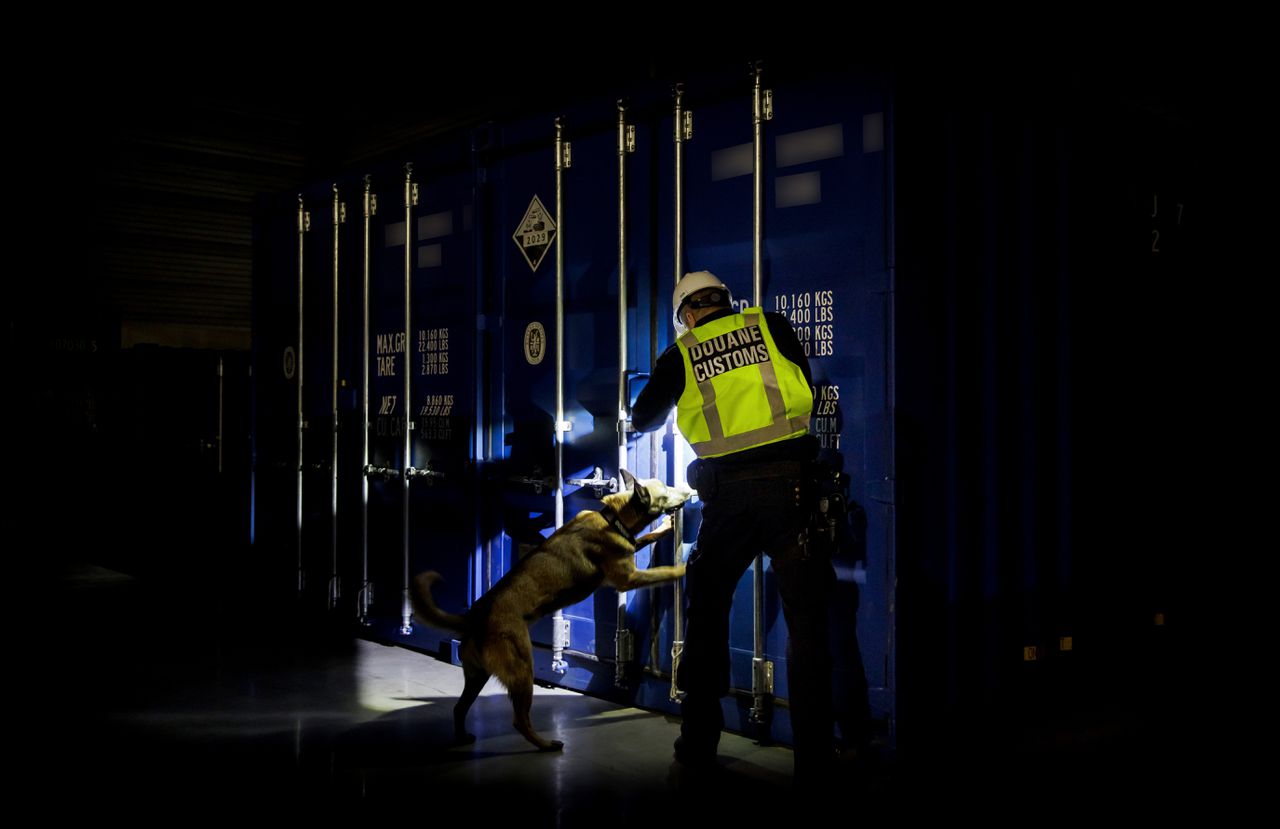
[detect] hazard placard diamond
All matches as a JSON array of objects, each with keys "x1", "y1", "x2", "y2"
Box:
[{"x1": 513, "y1": 194, "x2": 556, "y2": 273}]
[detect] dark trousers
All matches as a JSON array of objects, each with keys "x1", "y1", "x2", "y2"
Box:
[{"x1": 677, "y1": 474, "x2": 836, "y2": 763}]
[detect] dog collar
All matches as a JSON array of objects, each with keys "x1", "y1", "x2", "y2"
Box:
[{"x1": 598, "y1": 505, "x2": 637, "y2": 546}]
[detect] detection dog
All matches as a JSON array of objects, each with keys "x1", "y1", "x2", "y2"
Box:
[{"x1": 411, "y1": 469, "x2": 692, "y2": 751}]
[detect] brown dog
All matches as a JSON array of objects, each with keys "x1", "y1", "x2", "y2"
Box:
[{"x1": 411, "y1": 469, "x2": 692, "y2": 751}]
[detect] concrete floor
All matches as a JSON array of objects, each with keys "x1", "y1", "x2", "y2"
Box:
[
  {"x1": 25, "y1": 563, "x2": 1201, "y2": 822},
  {"x1": 27, "y1": 564, "x2": 892, "y2": 822}
]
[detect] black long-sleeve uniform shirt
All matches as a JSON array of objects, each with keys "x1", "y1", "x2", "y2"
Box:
[{"x1": 631, "y1": 308, "x2": 817, "y2": 466}]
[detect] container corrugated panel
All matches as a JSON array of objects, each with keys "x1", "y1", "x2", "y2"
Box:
[
  {"x1": 674, "y1": 67, "x2": 892, "y2": 742},
  {"x1": 406, "y1": 155, "x2": 480, "y2": 652},
  {"x1": 298, "y1": 180, "x2": 342, "y2": 615},
  {"x1": 251, "y1": 192, "x2": 307, "y2": 593},
  {"x1": 892, "y1": 67, "x2": 1199, "y2": 750},
  {"x1": 480, "y1": 108, "x2": 629, "y2": 672},
  {"x1": 360, "y1": 141, "x2": 480, "y2": 649}
]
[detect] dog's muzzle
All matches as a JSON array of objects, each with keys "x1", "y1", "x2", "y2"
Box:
[{"x1": 661, "y1": 495, "x2": 693, "y2": 515}]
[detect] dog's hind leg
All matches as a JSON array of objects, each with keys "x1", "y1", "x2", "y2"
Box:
[
  {"x1": 509, "y1": 681, "x2": 563, "y2": 752},
  {"x1": 494, "y1": 629, "x2": 563, "y2": 751},
  {"x1": 454, "y1": 662, "x2": 488, "y2": 745}
]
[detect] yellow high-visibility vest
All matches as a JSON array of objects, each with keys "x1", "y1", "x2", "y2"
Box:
[{"x1": 676, "y1": 308, "x2": 812, "y2": 458}]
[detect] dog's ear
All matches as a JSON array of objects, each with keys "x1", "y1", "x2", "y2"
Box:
[{"x1": 619, "y1": 468, "x2": 637, "y2": 491}]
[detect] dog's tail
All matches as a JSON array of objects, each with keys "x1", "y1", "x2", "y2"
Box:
[{"x1": 410, "y1": 571, "x2": 468, "y2": 634}]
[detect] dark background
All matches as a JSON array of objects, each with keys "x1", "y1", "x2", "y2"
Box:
[{"x1": 8, "y1": 40, "x2": 1241, "y2": 792}]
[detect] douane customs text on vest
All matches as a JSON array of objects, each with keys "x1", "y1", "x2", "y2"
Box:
[{"x1": 688, "y1": 324, "x2": 771, "y2": 383}]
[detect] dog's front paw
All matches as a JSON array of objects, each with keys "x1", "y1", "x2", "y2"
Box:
[
  {"x1": 541, "y1": 740, "x2": 564, "y2": 752},
  {"x1": 653, "y1": 515, "x2": 673, "y2": 534}
]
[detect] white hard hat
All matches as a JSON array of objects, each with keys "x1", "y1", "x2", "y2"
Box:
[{"x1": 672, "y1": 271, "x2": 732, "y2": 334}]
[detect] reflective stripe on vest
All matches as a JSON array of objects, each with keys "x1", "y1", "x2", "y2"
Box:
[{"x1": 676, "y1": 310, "x2": 812, "y2": 458}]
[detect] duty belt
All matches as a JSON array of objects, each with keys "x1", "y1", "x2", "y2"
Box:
[{"x1": 702, "y1": 460, "x2": 806, "y2": 485}]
